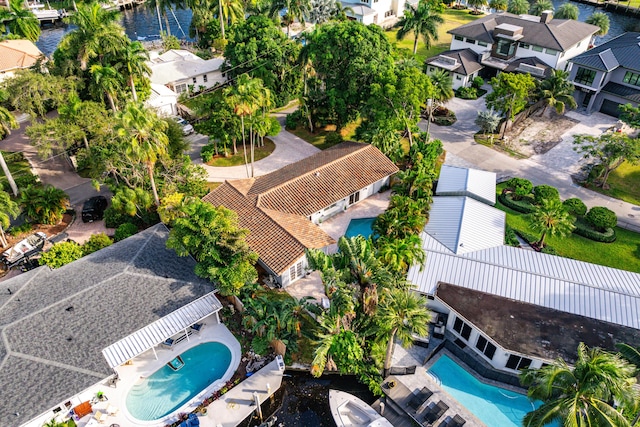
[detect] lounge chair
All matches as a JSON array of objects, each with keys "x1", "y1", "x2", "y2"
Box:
[
  {"x1": 94, "y1": 410, "x2": 108, "y2": 423},
  {"x1": 106, "y1": 404, "x2": 119, "y2": 415},
  {"x1": 436, "y1": 416, "x2": 452, "y2": 427},
  {"x1": 190, "y1": 323, "x2": 204, "y2": 333},
  {"x1": 408, "y1": 386, "x2": 434, "y2": 413},
  {"x1": 162, "y1": 337, "x2": 175, "y2": 348},
  {"x1": 450, "y1": 414, "x2": 466, "y2": 427},
  {"x1": 422, "y1": 400, "x2": 449, "y2": 426}
]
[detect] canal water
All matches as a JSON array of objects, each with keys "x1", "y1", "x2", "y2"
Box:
[{"x1": 36, "y1": 1, "x2": 639, "y2": 56}]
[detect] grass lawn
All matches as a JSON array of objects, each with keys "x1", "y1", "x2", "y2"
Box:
[
  {"x1": 289, "y1": 119, "x2": 361, "y2": 150},
  {"x1": 385, "y1": 8, "x2": 481, "y2": 62},
  {"x1": 584, "y1": 161, "x2": 640, "y2": 206},
  {"x1": 206, "y1": 138, "x2": 275, "y2": 167},
  {"x1": 495, "y1": 193, "x2": 640, "y2": 273}
]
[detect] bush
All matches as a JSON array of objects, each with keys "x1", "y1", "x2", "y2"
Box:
[
  {"x1": 82, "y1": 233, "x2": 113, "y2": 256},
  {"x1": 505, "y1": 177, "x2": 533, "y2": 200},
  {"x1": 40, "y1": 241, "x2": 83, "y2": 269},
  {"x1": 456, "y1": 86, "x2": 478, "y2": 100},
  {"x1": 285, "y1": 110, "x2": 302, "y2": 130},
  {"x1": 541, "y1": 246, "x2": 558, "y2": 255},
  {"x1": 114, "y1": 223, "x2": 138, "y2": 241},
  {"x1": 201, "y1": 144, "x2": 217, "y2": 163},
  {"x1": 505, "y1": 225, "x2": 520, "y2": 246},
  {"x1": 573, "y1": 217, "x2": 616, "y2": 242},
  {"x1": 324, "y1": 131, "x2": 343, "y2": 146},
  {"x1": 8, "y1": 222, "x2": 33, "y2": 236},
  {"x1": 104, "y1": 206, "x2": 131, "y2": 229},
  {"x1": 533, "y1": 185, "x2": 560, "y2": 205},
  {"x1": 12, "y1": 174, "x2": 39, "y2": 192},
  {"x1": 498, "y1": 192, "x2": 537, "y2": 214},
  {"x1": 432, "y1": 110, "x2": 457, "y2": 126},
  {"x1": 471, "y1": 76, "x2": 484, "y2": 89},
  {"x1": 563, "y1": 198, "x2": 587, "y2": 217},
  {"x1": 585, "y1": 206, "x2": 617, "y2": 232}
]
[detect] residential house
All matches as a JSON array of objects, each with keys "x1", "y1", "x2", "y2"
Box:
[
  {"x1": 408, "y1": 165, "x2": 640, "y2": 375},
  {"x1": 568, "y1": 32, "x2": 640, "y2": 117},
  {"x1": 340, "y1": 0, "x2": 417, "y2": 26},
  {"x1": 147, "y1": 83, "x2": 179, "y2": 116},
  {"x1": 148, "y1": 49, "x2": 226, "y2": 96},
  {"x1": 203, "y1": 142, "x2": 398, "y2": 287},
  {"x1": 5, "y1": 225, "x2": 235, "y2": 427},
  {"x1": 425, "y1": 12, "x2": 599, "y2": 89},
  {"x1": 0, "y1": 40, "x2": 45, "y2": 82}
]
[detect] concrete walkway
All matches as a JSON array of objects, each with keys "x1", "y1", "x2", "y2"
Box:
[{"x1": 424, "y1": 97, "x2": 640, "y2": 233}]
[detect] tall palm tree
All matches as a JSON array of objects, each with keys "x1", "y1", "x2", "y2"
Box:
[
  {"x1": 429, "y1": 68, "x2": 454, "y2": 105},
  {"x1": 378, "y1": 288, "x2": 430, "y2": 376},
  {"x1": 0, "y1": 190, "x2": 19, "y2": 247},
  {"x1": 0, "y1": 0, "x2": 40, "y2": 42},
  {"x1": 507, "y1": 0, "x2": 528, "y2": 14},
  {"x1": 521, "y1": 343, "x2": 638, "y2": 427},
  {"x1": 270, "y1": 0, "x2": 311, "y2": 36},
  {"x1": 467, "y1": 0, "x2": 488, "y2": 14},
  {"x1": 146, "y1": 0, "x2": 175, "y2": 35},
  {"x1": 0, "y1": 95, "x2": 19, "y2": 197},
  {"x1": 116, "y1": 103, "x2": 169, "y2": 205},
  {"x1": 586, "y1": 12, "x2": 610, "y2": 37},
  {"x1": 215, "y1": 0, "x2": 244, "y2": 39},
  {"x1": 616, "y1": 343, "x2": 640, "y2": 373},
  {"x1": 90, "y1": 64, "x2": 122, "y2": 111},
  {"x1": 529, "y1": 198, "x2": 575, "y2": 249},
  {"x1": 538, "y1": 69, "x2": 577, "y2": 116},
  {"x1": 489, "y1": 0, "x2": 507, "y2": 12},
  {"x1": 376, "y1": 234, "x2": 425, "y2": 274},
  {"x1": 529, "y1": 0, "x2": 553, "y2": 16},
  {"x1": 396, "y1": 0, "x2": 444, "y2": 55},
  {"x1": 118, "y1": 41, "x2": 151, "y2": 102},
  {"x1": 554, "y1": 3, "x2": 578, "y2": 20}
]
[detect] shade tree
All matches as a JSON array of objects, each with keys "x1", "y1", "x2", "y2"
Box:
[
  {"x1": 486, "y1": 72, "x2": 536, "y2": 135},
  {"x1": 573, "y1": 133, "x2": 640, "y2": 188}
]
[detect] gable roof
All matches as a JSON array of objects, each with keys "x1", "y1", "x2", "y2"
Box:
[
  {"x1": 504, "y1": 56, "x2": 553, "y2": 78},
  {"x1": 149, "y1": 51, "x2": 225, "y2": 85},
  {"x1": 570, "y1": 32, "x2": 640, "y2": 72},
  {"x1": 202, "y1": 142, "x2": 398, "y2": 275},
  {"x1": 425, "y1": 49, "x2": 483, "y2": 76},
  {"x1": 0, "y1": 40, "x2": 44, "y2": 73},
  {"x1": 0, "y1": 224, "x2": 215, "y2": 427},
  {"x1": 436, "y1": 165, "x2": 496, "y2": 205},
  {"x1": 449, "y1": 12, "x2": 599, "y2": 51}
]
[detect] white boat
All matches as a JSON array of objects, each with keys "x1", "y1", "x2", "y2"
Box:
[
  {"x1": 28, "y1": 3, "x2": 61, "y2": 20},
  {"x1": 2, "y1": 232, "x2": 47, "y2": 268},
  {"x1": 329, "y1": 389, "x2": 394, "y2": 427}
]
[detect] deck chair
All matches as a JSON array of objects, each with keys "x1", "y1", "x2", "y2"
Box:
[
  {"x1": 94, "y1": 410, "x2": 108, "y2": 423},
  {"x1": 408, "y1": 386, "x2": 434, "y2": 412},
  {"x1": 422, "y1": 400, "x2": 449, "y2": 426},
  {"x1": 106, "y1": 404, "x2": 119, "y2": 415},
  {"x1": 450, "y1": 414, "x2": 466, "y2": 427}
]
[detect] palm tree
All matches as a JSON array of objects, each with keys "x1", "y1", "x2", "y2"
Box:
[
  {"x1": 396, "y1": 0, "x2": 444, "y2": 55},
  {"x1": 529, "y1": 0, "x2": 553, "y2": 16},
  {"x1": 429, "y1": 68, "x2": 454, "y2": 105},
  {"x1": 616, "y1": 343, "x2": 640, "y2": 373},
  {"x1": 537, "y1": 70, "x2": 577, "y2": 116},
  {"x1": 376, "y1": 234, "x2": 425, "y2": 274},
  {"x1": 90, "y1": 65, "x2": 122, "y2": 111},
  {"x1": 331, "y1": 2, "x2": 353, "y2": 20},
  {"x1": 0, "y1": 95, "x2": 19, "y2": 197},
  {"x1": 216, "y1": 0, "x2": 244, "y2": 39},
  {"x1": 529, "y1": 198, "x2": 575, "y2": 249},
  {"x1": 118, "y1": 41, "x2": 151, "y2": 102},
  {"x1": 0, "y1": 0, "x2": 40, "y2": 42},
  {"x1": 586, "y1": 12, "x2": 610, "y2": 37},
  {"x1": 489, "y1": 0, "x2": 507, "y2": 12},
  {"x1": 116, "y1": 103, "x2": 169, "y2": 205},
  {"x1": 378, "y1": 288, "x2": 430, "y2": 376},
  {"x1": 467, "y1": 0, "x2": 488, "y2": 14},
  {"x1": 20, "y1": 185, "x2": 69, "y2": 224},
  {"x1": 0, "y1": 190, "x2": 19, "y2": 247},
  {"x1": 507, "y1": 0, "x2": 528, "y2": 14},
  {"x1": 520, "y1": 343, "x2": 638, "y2": 427},
  {"x1": 146, "y1": 0, "x2": 176, "y2": 35},
  {"x1": 270, "y1": 0, "x2": 311, "y2": 36},
  {"x1": 554, "y1": 3, "x2": 578, "y2": 20}
]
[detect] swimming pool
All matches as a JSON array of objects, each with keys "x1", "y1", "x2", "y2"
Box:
[
  {"x1": 126, "y1": 341, "x2": 232, "y2": 421},
  {"x1": 428, "y1": 355, "x2": 551, "y2": 427},
  {"x1": 344, "y1": 217, "x2": 376, "y2": 239}
]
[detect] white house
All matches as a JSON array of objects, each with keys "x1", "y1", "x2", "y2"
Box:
[
  {"x1": 148, "y1": 49, "x2": 226, "y2": 95},
  {"x1": 203, "y1": 142, "x2": 398, "y2": 287},
  {"x1": 146, "y1": 83, "x2": 179, "y2": 116},
  {"x1": 340, "y1": 0, "x2": 417, "y2": 26},
  {"x1": 407, "y1": 166, "x2": 640, "y2": 374},
  {"x1": 426, "y1": 11, "x2": 599, "y2": 88},
  {"x1": 0, "y1": 39, "x2": 45, "y2": 82}
]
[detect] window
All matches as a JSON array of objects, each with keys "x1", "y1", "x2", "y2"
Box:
[
  {"x1": 192, "y1": 77, "x2": 197, "y2": 84},
  {"x1": 545, "y1": 48, "x2": 558, "y2": 56},
  {"x1": 349, "y1": 191, "x2": 360, "y2": 205},
  {"x1": 465, "y1": 38, "x2": 476, "y2": 44},
  {"x1": 532, "y1": 45, "x2": 543, "y2": 52},
  {"x1": 623, "y1": 71, "x2": 640, "y2": 87},
  {"x1": 429, "y1": 67, "x2": 435, "y2": 72},
  {"x1": 496, "y1": 39, "x2": 515, "y2": 57},
  {"x1": 454, "y1": 35, "x2": 463, "y2": 41},
  {"x1": 175, "y1": 83, "x2": 187, "y2": 94},
  {"x1": 453, "y1": 317, "x2": 472, "y2": 340},
  {"x1": 289, "y1": 261, "x2": 304, "y2": 281},
  {"x1": 478, "y1": 41, "x2": 487, "y2": 47},
  {"x1": 475, "y1": 335, "x2": 497, "y2": 360},
  {"x1": 506, "y1": 355, "x2": 532, "y2": 371},
  {"x1": 456, "y1": 76, "x2": 462, "y2": 80},
  {"x1": 203, "y1": 74, "x2": 208, "y2": 83},
  {"x1": 574, "y1": 67, "x2": 596, "y2": 86},
  {"x1": 519, "y1": 42, "x2": 530, "y2": 49}
]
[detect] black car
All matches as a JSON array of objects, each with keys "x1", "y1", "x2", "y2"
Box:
[{"x1": 82, "y1": 196, "x2": 108, "y2": 223}]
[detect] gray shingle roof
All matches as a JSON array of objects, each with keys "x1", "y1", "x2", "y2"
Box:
[
  {"x1": 425, "y1": 48, "x2": 484, "y2": 76},
  {"x1": 571, "y1": 32, "x2": 640, "y2": 72},
  {"x1": 602, "y1": 81, "x2": 640, "y2": 102},
  {"x1": 504, "y1": 56, "x2": 553, "y2": 78},
  {"x1": 449, "y1": 12, "x2": 599, "y2": 51},
  {"x1": 0, "y1": 224, "x2": 215, "y2": 427}
]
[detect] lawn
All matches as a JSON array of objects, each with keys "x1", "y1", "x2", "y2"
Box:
[
  {"x1": 495, "y1": 193, "x2": 640, "y2": 273},
  {"x1": 206, "y1": 138, "x2": 275, "y2": 167},
  {"x1": 585, "y1": 161, "x2": 640, "y2": 206},
  {"x1": 385, "y1": 8, "x2": 481, "y2": 62},
  {"x1": 288, "y1": 120, "x2": 361, "y2": 150}
]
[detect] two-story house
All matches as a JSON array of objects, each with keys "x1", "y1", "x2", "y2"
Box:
[
  {"x1": 340, "y1": 0, "x2": 416, "y2": 26},
  {"x1": 568, "y1": 32, "x2": 640, "y2": 117},
  {"x1": 148, "y1": 49, "x2": 225, "y2": 96},
  {"x1": 425, "y1": 12, "x2": 599, "y2": 89}
]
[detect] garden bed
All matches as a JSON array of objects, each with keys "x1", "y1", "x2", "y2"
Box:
[{"x1": 502, "y1": 110, "x2": 579, "y2": 157}]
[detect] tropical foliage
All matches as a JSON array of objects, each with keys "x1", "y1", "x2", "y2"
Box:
[
  {"x1": 528, "y1": 198, "x2": 575, "y2": 248},
  {"x1": 396, "y1": 0, "x2": 444, "y2": 55},
  {"x1": 0, "y1": 190, "x2": 19, "y2": 247},
  {"x1": 0, "y1": 0, "x2": 40, "y2": 41},
  {"x1": 20, "y1": 185, "x2": 69, "y2": 225},
  {"x1": 40, "y1": 241, "x2": 83, "y2": 269},
  {"x1": 537, "y1": 70, "x2": 577, "y2": 116},
  {"x1": 586, "y1": 12, "x2": 610, "y2": 37},
  {"x1": 573, "y1": 133, "x2": 640, "y2": 188},
  {"x1": 554, "y1": 3, "x2": 578, "y2": 20}
]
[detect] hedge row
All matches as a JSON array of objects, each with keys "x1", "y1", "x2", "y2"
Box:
[
  {"x1": 498, "y1": 192, "x2": 537, "y2": 214},
  {"x1": 573, "y1": 218, "x2": 616, "y2": 243}
]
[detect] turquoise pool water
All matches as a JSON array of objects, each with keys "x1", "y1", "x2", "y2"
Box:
[
  {"x1": 428, "y1": 355, "x2": 550, "y2": 427},
  {"x1": 126, "y1": 341, "x2": 232, "y2": 421},
  {"x1": 344, "y1": 217, "x2": 376, "y2": 239}
]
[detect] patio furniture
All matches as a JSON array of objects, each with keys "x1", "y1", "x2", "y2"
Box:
[
  {"x1": 162, "y1": 337, "x2": 175, "y2": 348},
  {"x1": 450, "y1": 414, "x2": 466, "y2": 427},
  {"x1": 71, "y1": 401, "x2": 92, "y2": 419},
  {"x1": 106, "y1": 404, "x2": 119, "y2": 415},
  {"x1": 433, "y1": 324, "x2": 445, "y2": 339},
  {"x1": 94, "y1": 410, "x2": 108, "y2": 423},
  {"x1": 422, "y1": 400, "x2": 449, "y2": 426},
  {"x1": 190, "y1": 323, "x2": 204, "y2": 333},
  {"x1": 408, "y1": 386, "x2": 434, "y2": 413}
]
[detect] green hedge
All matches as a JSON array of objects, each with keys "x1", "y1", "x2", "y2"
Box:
[
  {"x1": 498, "y1": 192, "x2": 537, "y2": 214},
  {"x1": 573, "y1": 218, "x2": 616, "y2": 243},
  {"x1": 505, "y1": 225, "x2": 520, "y2": 247}
]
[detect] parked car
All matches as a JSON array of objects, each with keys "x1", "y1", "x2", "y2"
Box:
[
  {"x1": 82, "y1": 196, "x2": 108, "y2": 223},
  {"x1": 172, "y1": 116, "x2": 194, "y2": 135},
  {"x1": 2, "y1": 232, "x2": 47, "y2": 269}
]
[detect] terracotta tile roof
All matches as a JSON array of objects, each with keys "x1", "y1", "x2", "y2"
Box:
[
  {"x1": 0, "y1": 40, "x2": 44, "y2": 73},
  {"x1": 202, "y1": 142, "x2": 397, "y2": 275}
]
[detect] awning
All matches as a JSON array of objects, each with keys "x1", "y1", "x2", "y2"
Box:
[{"x1": 101, "y1": 291, "x2": 223, "y2": 368}]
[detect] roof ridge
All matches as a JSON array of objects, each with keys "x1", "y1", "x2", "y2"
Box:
[
  {"x1": 10, "y1": 351, "x2": 107, "y2": 379},
  {"x1": 259, "y1": 207, "x2": 313, "y2": 251},
  {"x1": 544, "y1": 22, "x2": 564, "y2": 50}
]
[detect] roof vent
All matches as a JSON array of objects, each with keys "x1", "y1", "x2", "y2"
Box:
[
  {"x1": 315, "y1": 172, "x2": 320, "y2": 177},
  {"x1": 540, "y1": 10, "x2": 553, "y2": 23},
  {"x1": 65, "y1": 306, "x2": 74, "y2": 312}
]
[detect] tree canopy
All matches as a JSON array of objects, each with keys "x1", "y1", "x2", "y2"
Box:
[
  {"x1": 573, "y1": 133, "x2": 640, "y2": 188},
  {"x1": 486, "y1": 72, "x2": 536, "y2": 122}
]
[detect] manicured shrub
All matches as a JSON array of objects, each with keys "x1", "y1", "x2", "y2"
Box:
[
  {"x1": 82, "y1": 233, "x2": 113, "y2": 256},
  {"x1": 563, "y1": 198, "x2": 587, "y2": 217},
  {"x1": 505, "y1": 177, "x2": 533, "y2": 200},
  {"x1": 201, "y1": 144, "x2": 217, "y2": 163},
  {"x1": 505, "y1": 225, "x2": 520, "y2": 246},
  {"x1": 267, "y1": 117, "x2": 281, "y2": 136},
  {"x1": 498, "y1": 192, "x2": 537, "y2": 214},
  {"x1": 40, "y1": 241, "x2": 83, "y2": 269},
  {"x1": 533, "y1": 185, "x2": 560, "y2": 205},
  {"x1": 585, "y1": 206, "x2": 617, "y2": 232},
  {"x1": 573, "y1": 217, "x2": 616, "y2": 243},
  {"x1": 285, "y1": 110, "x2": 302, "y2": 130},
  {"x1": 114, "y1": 223, "x2": 138, "y2": 242},
  {"x1": 456, "y1": 86, "x2": 478, "y2": 100},
  {"x1": 104, "y1": 206, "x2": 131, "y2": 229},
  {"x1": 471, "y1": 76, "x2": 485, "y2": 89},
  {"x1": 324, "y1": 131, "x2": 343, "y2": 146}
]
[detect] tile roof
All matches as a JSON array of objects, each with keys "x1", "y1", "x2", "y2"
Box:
[
  {"x1": 202, "y1": 142, "x2": 398, "y2": 274},
  {"x1": 426, "y1": 49, "x2": 484, "y2": 76},
  {"x1": 0, "y1": 40, "x2": 44, "y2": 73},
  {"x1": 449, "y1": 12, "x2": 599, "y2": 51},
  {"x1": 0, "y1": 224, "x2": 215, "y2": 427},
  {"x1": 571, "y1": 32, "x2": 640, "y2": 72}
]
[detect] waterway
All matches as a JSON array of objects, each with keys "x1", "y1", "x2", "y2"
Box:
[{"x1": 35, "y1": 2, "x2": 640, "y2": 57}]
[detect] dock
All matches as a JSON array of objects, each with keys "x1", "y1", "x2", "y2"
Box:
[{"x1": 569, "y1": 0, "x2": 640, "y2": 16}]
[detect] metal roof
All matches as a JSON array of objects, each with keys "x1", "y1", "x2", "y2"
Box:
[
  {"x1": 570, "y1": 32, "x2": 640, "y2": 73},
  {"x1": 425, "y1": 196, "x2": 505, "y2": 255},
  {"x1": 101, "y1": 291, "x2": 222, "y2": 368},
  {"x1": 436, "y1": 165, "x2": 497, "y2": 205},
  {"x1": 408, "y1": 233, "x2": 640, "y2": 329}
]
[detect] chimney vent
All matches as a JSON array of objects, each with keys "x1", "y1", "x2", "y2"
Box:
[{"x1": 540, "y1": 10, "x2": 553, "y2": 23}]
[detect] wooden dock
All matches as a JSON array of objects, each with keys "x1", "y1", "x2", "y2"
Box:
[{"x1": 569, "y1": 0, "x2": 640, "y2": 16}]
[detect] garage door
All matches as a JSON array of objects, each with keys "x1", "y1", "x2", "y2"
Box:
[{"x1": 600, "y1": 99, "x2": 622, "y2": 118}]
